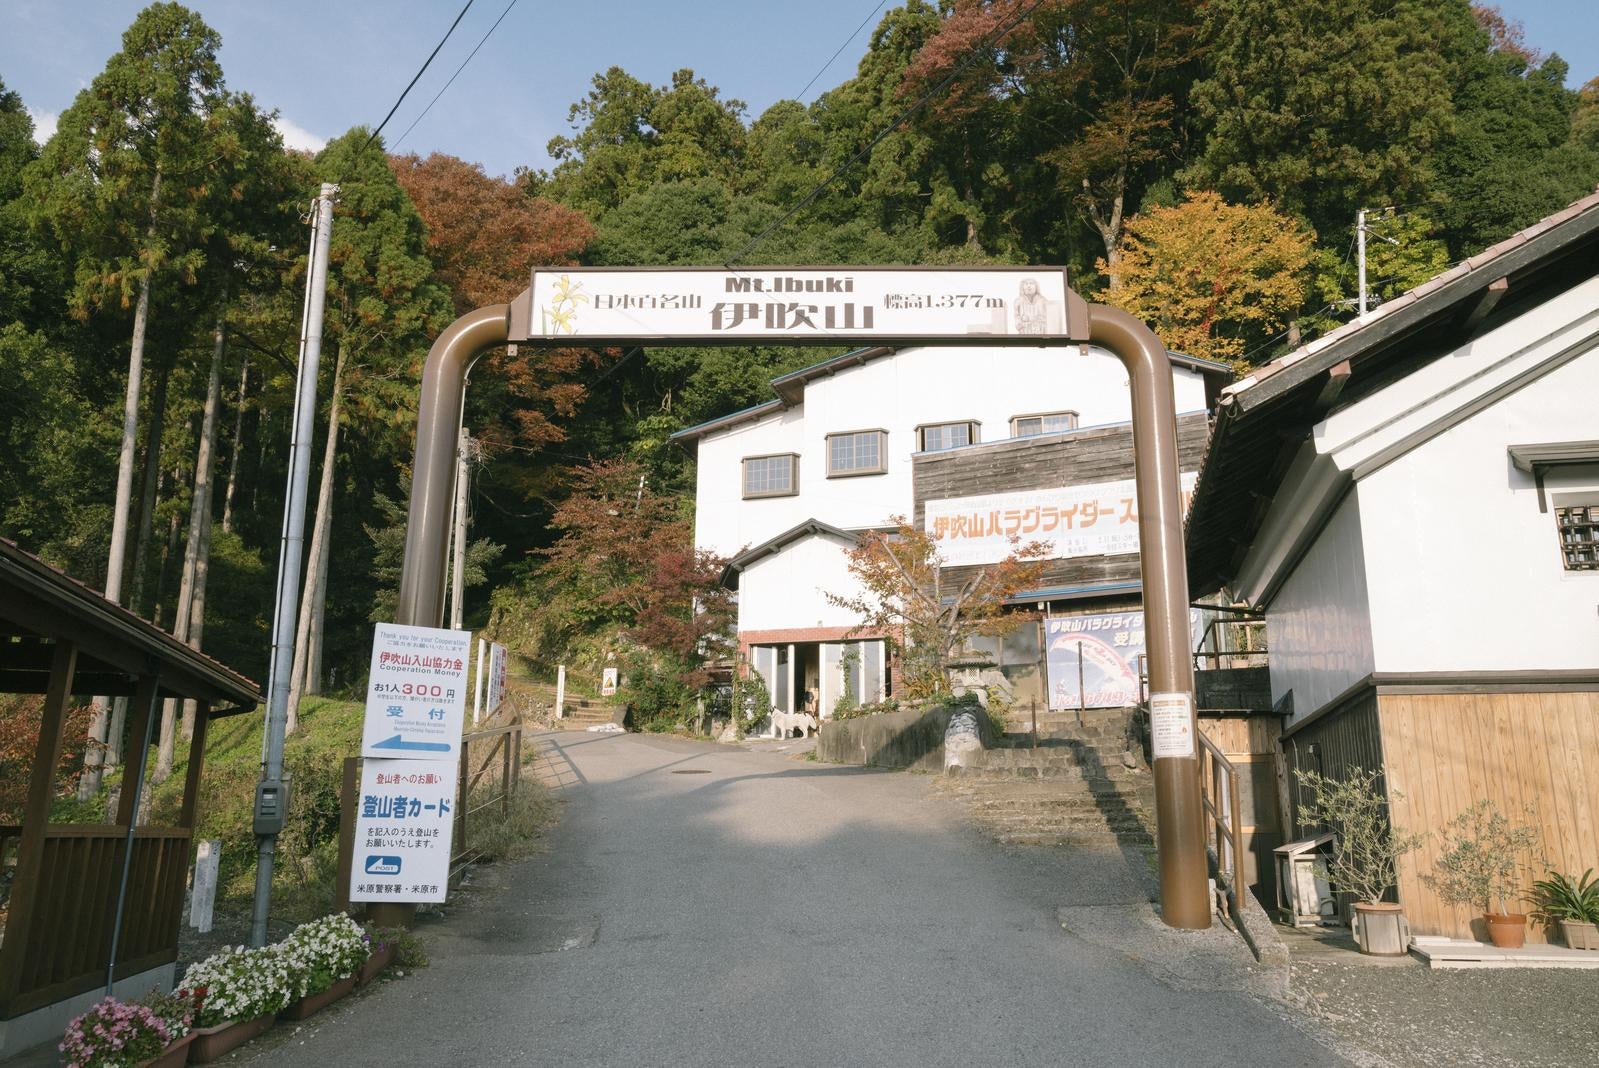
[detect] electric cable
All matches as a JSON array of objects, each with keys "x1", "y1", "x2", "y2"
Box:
[
  {"x1": 795, "y1": 1, "x2": 887, "y2": 103},
  {"x1": 392, "y1": 0, "x2": 521, "y2": 151},
  {"x1": 725, "y1": 0, "x2": 1046, "y2": 268},
  {"x1": 361, "y1": 0, "x2": 476, "y2": 152}
]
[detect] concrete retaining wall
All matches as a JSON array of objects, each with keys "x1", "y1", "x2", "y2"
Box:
[{"x1": 816, "y1": 701, "x2": 997, "y2": 769}]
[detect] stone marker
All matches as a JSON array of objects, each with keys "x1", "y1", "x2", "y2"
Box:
[{"x1": 190, "y1": 839, "x2": 221, "y2": 934}]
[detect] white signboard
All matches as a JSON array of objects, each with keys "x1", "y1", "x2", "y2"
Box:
[
  {"x1": 525, "y1": 267, "x2": 1082, "y2": 346},
  {"x1": 484, "y1": 641, "x2": 508, "y2": 716},
  {"x1": 924, "y1": 472, "x2": 1199, "y2": 567},
  {"x1": 1149, "y1": 692, "x2": 1196, "y2": 759},
  {"x1": 601, "y1": 666, "x2": 619, "y2": 697},
  {"x1": 361, "y1": 623, "x2": 471, "y2": 761},
  {"x1": 349, "y1": 758, "x2": 457, "y2": 903}
]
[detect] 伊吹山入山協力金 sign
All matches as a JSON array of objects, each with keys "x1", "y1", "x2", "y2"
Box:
[
  {"x1": 361, "y1": 622, "x2": 471, "y2": 761},
  {"x1": 520, "y1": 267, "x2": 1088, "y2": 346}
]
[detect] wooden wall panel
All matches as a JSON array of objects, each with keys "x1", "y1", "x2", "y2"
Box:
[
  {"x1": 912, "y1": 412, "x2": 1209, "y2": 595},
  {"x1": 1379, "y1": 691, "x2": 1599, "y2": 943}
]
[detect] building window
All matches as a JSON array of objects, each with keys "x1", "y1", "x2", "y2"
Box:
[
  {"x1": 1011, "y1": 411, "x2": 1079, "y2": 437},
  {"x1": 742, "y1": 454, "x2": 798, "y2": 498},
  {"x1": 826, "y1": 430, "x2": 886, "y2": 477},
  {"x1": 918, "y1": 421, "x2": 976, "y2": 452},
  {"x1": 1556, "y1": 503, "x2": 1599, "y2": 570}
]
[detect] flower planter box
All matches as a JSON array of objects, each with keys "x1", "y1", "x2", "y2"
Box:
[
  {"x1": 1561, "y1": 919, "x2": 1599, "y2": 951},
  {"x1": 137, "y1": 1031, "x2": 196, "y2": 1068},
  {"x1": 357, "y1": 943, "x2": 396, "y2": 986},
  {"x1": 281, "y1": 975, "x2": 357, "y2": 1021},
  {"x1": 187, "y1": 1014, "x2": 274, "y2": 1063}
]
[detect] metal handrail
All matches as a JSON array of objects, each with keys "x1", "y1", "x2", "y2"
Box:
[{"x1": 1197, "y1": 731, "x2": 1246, "y2": 923}]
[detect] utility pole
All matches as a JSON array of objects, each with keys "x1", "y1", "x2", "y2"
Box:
[
  {"x1": 1356, "y1": 207, "x2": 1368, "y2": 319},
  {"x1": 448, "y1": 425, "x2": 470, "y2": 631},
  {"x1": 1356, "y1": 207, "x2": 1399, "y2": 320},
  {"x1": 251, "y1": 183, "x2": 336, "y2": 947}
]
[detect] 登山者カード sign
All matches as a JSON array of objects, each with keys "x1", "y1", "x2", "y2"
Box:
[
  {"x1": 348, "y1": 757, "x2": 457, "y2": 903},
  {"x1": 522, "y1": 267, "x2": 1088, "y2": 346},
  {"x1": 361, "y1": 623, "x2": 471, "y2": 761}
]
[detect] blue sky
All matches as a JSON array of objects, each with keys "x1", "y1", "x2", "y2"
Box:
[{"x1": 3, "y1": 1, "x2": 1595, "y2": 181}]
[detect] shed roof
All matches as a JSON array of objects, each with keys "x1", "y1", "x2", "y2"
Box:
[
  {"x1": 1185, "y1": 189, "x2": 1599, "y2": 598},
  {"x1": 717, "y1": 518, "x2": 869, "y2": 589},
  {"x1": 0, "y1": 538, "x2": 261, "y2": 713}
]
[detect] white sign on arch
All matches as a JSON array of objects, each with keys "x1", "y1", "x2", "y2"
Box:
[{"x1": 523, "y1": 267, "x2": 1086, "y2": 347}]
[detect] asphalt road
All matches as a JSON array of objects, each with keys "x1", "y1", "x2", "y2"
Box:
[{"x1": 252, "y1": 732, "x2": 1351, "y2": 1067}]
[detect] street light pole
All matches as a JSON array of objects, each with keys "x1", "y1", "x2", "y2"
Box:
[{"x1": 251, "y1": 182, "x2": 336, "y2": 947}]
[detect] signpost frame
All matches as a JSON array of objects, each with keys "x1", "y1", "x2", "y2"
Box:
[{"x1": 392, "y1": 266, "x2": 1210, "y2": 930}]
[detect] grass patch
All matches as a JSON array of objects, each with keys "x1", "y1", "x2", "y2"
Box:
[{"x1": 60, "y1": 700, "x2": 557, "y2": 928}]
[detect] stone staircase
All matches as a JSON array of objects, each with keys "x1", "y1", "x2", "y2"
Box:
[
  {"x1": 504, "y1": 679, "x2": 622, "y2": 730},
  {"x1": 931, "y1": 707, "x2": 1157, "y2": 849}
]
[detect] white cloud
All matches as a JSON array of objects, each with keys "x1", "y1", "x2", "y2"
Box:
[
  {"x1": 27, "y1": 108, "x2": 58, "y2": 145},
  {"x1": 273, "y1": 115, "x2": 326, "y2": 154}
]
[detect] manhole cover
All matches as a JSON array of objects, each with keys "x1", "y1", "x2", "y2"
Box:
[{"x1": 671, "y1": 769, "x2": 711, "y2": 775}]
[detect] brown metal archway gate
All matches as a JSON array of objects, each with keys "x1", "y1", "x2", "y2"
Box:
[{"x1": 393, "y1": 267, "x2": 1210, "y2": 930}]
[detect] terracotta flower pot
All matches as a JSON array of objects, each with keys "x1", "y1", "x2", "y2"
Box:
[
  {"x1": 357, "y1": 943, "x2": 396, "y2": 986},
  {"x1": 1351, "y1": 901, "x2": 1410, "y2": 956},
  {"x1": 137, "y1": 1030, "x2": 195, "y2": 1068},
  {"x1": 1484, "y1": 911, "x2": 1528, "y2": 948},
  {"x1": 187, "y1": 1013, "x2": 274, "y2": 1063}
]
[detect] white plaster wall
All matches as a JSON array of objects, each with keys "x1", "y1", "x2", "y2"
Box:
[
  {"x1": 1360, "y1": 350, "x2": 1599, "y2": 672},
  {"x1": 693, "y1": 343, "x2": 1209, "y2": 558},
  {"x1": 736, "y1": 534, "x2": 865, "y2": 633},
  {"x1": 1266, "y1": 492, "x2": 1376, "y2": 721}
]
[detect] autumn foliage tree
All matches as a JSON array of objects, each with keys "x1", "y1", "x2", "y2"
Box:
[
  {"x1": 829, "y1": 519, "x2": 1049, "y2": 700},
  {"x1": 1102, "y1": 191, "x2": 1315, "y2": 366},
  {"x1": 493, "y1": 458, "x2": 730, "y2": 721}
]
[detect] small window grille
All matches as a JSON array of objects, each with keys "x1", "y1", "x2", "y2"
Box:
[{"x1": 1556, "y1": 504, "x2": 1599, "y2": 570}]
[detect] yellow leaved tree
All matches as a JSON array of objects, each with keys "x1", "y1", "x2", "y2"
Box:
[{"x1": 1099, "y1": 191, "x2": 1314, "y2": 367}]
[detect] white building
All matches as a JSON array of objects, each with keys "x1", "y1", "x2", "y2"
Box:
[
  {"x1": 1185, "y1": 189, "x2": 1599, "y2": 940},
  {"x1": 674, "y1": 343, "x2": 1227, "y2": 720}
]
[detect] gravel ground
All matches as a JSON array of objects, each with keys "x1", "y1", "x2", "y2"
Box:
[{"x1": 1292, "y1": 958, "x2": 1599, "y2": 1068}]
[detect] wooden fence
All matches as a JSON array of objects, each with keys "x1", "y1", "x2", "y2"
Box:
[{"x1": 0, "y1": 825, "x2": 190, "y2": 1018}]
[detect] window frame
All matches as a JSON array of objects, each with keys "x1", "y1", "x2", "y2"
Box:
[
  {"x1": 741, "y1": 453, "x2": 800, "y2": 500},
  {"x1": 1554, "y1": 500, "x2": 1599, "y2": 572},
  {"x1": 916, "y1": 420, "x2": 979, "y2": 453},
  {"x1": 1010, "y1": 410, "x2": 1080, "y2": 438},
  {"x1": 825, "y1": 429, "x2": 889, "y2": 478}
]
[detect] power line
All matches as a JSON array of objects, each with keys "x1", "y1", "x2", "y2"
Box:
[
  {"x1": 726, "y1": 0, "x2": 1046, "y2": 268},
  {"x1": 362, "y1": 0, "x2": 476, "y2": 152},
  {"x1": 795, "y1": 1, "x2": 887, "y2": 103},
  {"x1": 392, "y1": 0, "x2": 521, "y2": 151}
]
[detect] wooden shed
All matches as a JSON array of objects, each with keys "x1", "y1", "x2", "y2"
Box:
[{"x1": 0, "y1": 538, "x2": 260, "y2": 1055}]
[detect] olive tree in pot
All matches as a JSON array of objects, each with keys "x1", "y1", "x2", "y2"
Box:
[
  {"x1": 1425, "y1": 800, "x2": 1540, "y2": 948},
  {"x1": 1296, "y1": 768, "x2": 1426, "y2": 955}
]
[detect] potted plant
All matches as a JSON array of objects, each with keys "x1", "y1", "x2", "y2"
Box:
[
  {"x1": 59, "y1": 996, "x2": 177, "y2": 1068},
  {"x1": 137, "y1": 987, "x2": 200, "y2": 1066},
  {"x1": 1425, "y1": 800, "x2": 1540, "y2": 948},
  {"x1": 1295, "y1": 768, "x2": 1426, "y2": 955},
  {"x1": 358, "y1": 925, "x2": 399, "y2": 985},
  {"x1": 278, "y1": 913, "x2": 369, "y2": 1019},
  {"x1": 1531, "y1": 868, "x2": 1599, "y2": 950},
  {"x1": 180, "y1": 944, "x2": 292, "y2": 1062}
]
